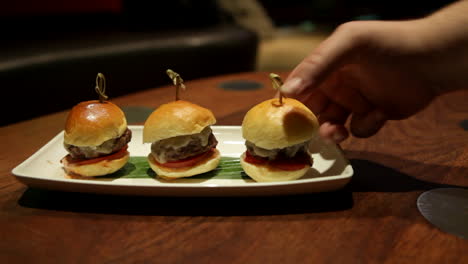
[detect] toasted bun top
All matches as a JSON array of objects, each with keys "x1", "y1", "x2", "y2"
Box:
[
  {"x1": 242, "y1": 98, "x2": 319, "y2": 149},
  {"x1": 143, "y1": 100, "x2": 216, "y2": 143},
  {"x1": 64, "y1": 100, "x2": 127, "y2": 146}
]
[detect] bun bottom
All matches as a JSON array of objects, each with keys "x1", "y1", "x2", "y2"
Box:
[
  {"x1": 148, "y1": 149, "x2": 220, "y2": 180},
  {"x1": 61, "y1": 152, "x2": 129, "y2": 177},
  {"x1": 240, "y1": 152, "x2": 310, "y2": 182}
]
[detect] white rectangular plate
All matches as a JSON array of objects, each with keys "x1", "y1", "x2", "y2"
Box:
[{"x1": 12, "y1": 126, "x2": 353, "y2": 196}]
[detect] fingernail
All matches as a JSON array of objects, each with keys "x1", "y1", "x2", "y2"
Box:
[{"x1": 282, "y1": 77, "x2": 303, "y2": 94}]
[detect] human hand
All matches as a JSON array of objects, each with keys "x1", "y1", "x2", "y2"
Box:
[
  {"x1": 282, "y1": 3, "x2": 468, "y2": 143},
  {"x1": 282, "y1": 20, "x2": 439, "y2": 143}
]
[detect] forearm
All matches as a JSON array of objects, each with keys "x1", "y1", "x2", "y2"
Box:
[{"x1": 417, "y1": 0, "x2": 468, "y2": 93}]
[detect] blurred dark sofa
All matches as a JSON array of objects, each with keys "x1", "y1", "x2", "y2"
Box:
[{"x1": 0, "y1": 1, "x2": 258, "y2": 126}]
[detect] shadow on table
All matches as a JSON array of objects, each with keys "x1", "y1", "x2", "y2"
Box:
[
  {"x1": 346, "y1": 159, "x2": 457, "y2": 192},
  {"x1": 18, "y1": 188, "x2": 353, "y2": 216},
  {"x1": 345, "y1": 150, "x2": 465, "y2": 192}
]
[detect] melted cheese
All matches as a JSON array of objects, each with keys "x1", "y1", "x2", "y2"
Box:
[
  {"x1": 151, "y1": 127, "x2": 212, "y2": 163},
  {"x1": 64, "y1": 136, "x2": 117, "y2": 158},
  {"x1": 246, "y1": 140, "x2": 309, "y2": 160}
]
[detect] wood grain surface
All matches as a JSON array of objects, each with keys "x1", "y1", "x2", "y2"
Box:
[{"x1": 1, "y1": 72, "x2": 467, "y2": 263}]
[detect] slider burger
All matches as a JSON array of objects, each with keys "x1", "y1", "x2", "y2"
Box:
[
  {"x1": 240, "y1": 74, "x2": 319, "y2": 182},
  {"x1": 143, "y1": 100, "x2": 220, "y2": 179},
  {"x1": 61, "y1": 73, "x2": 132, "y2": 177},
  {"x1": 143, "y1": 70, "x2": 220, "y2": 180}
]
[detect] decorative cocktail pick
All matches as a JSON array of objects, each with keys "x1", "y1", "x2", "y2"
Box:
[
  {"x1": 166, "y1": 69, "x2": 186, "y2": 101},
  {"x1": 95, "y1": 73, "x2": 108, "y2": 103},
  {"x1": 270, "y1": 73, "x2": 285, "y2": 105}
]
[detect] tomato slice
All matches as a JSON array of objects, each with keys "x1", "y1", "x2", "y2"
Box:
[
  {"x1": 155, "y1": 148, "x2": 215, "y2": 169},
  {"x1": 65, "y1": 145, "x2": 128, "y2": 166},
  {"x1": 243, "y1": 150, "x2": 311, "y2": 171},
  {"x1": 244, "y1": 151, "x2": 267, "y2": 165},
  {"x1": 269, "y1": 152, "x2": 311, "y2": 171}
]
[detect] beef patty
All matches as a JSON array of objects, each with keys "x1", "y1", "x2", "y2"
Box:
[{"x1": 65, "y1": 128, "x2": 132, "y2": 159}]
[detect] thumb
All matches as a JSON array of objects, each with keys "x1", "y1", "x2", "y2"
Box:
[
  {"x1": 282, "y1": 22, "x2": 365, "y2": 96},
  {"x1": 350, "y1": 110, "x2": 388, "y2": 138}
]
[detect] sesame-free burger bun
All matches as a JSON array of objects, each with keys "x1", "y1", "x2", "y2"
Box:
[
  {"x1": 143, "y1": 100, "x2": 216, "y2": 143},
  {"x1": 61, "y1": 151, "x2": 130, "y2": 177},
  {"x1": 64, "y1": 100, "x2": 127, "y2": 147},
  {"x1": 242, "y1": 98, "x2": 319, "y2": 150},
  {"x1": 147, "y1": 148, "x2": 221, "y2": 179},
  {"x1": 240, "y1": 153, "x2": 309, "y2": 182}
]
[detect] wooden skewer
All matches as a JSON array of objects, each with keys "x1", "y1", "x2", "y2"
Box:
[
  {"x1": 95, "y1": 73, "x2": 108, "y2": 103},
  {"x1": 269, "y1": 73, "x2": 285, "y2": 105},
  {"x1": 166, "y1": 69, "x2": 186, "y2": 101}
]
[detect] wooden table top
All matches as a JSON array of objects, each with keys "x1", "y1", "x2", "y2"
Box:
[{"x1": 1, "y1": 72, "x2": 467, "y2": 263}]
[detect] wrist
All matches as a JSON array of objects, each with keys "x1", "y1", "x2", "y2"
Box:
[{"x1": 404, "y1": 15, "x2": 468, "y2": 95}]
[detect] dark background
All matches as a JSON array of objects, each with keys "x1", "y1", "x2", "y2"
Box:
[
  {"x1": 0, "y1": 0, "x2": 456, "y2": 126},
  {"x1": 259, "y1": 0, "x2": 455, "y2": 26},
  {"x1": 0, "y1": 0, "x2": 455, "y2": 29}
]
